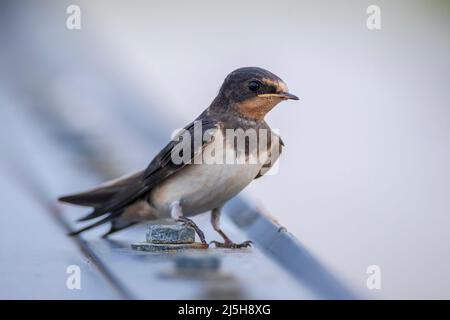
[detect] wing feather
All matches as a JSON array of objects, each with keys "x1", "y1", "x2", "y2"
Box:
[{"x1": 60, "y1": 117, "x2": 220, "y2": 234}]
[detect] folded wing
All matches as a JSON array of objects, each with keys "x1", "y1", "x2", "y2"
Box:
[{"x1": 58, "y1": 117, "x2": 219, "y2": 235}]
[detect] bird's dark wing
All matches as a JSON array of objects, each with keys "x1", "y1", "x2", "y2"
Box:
[
  {"x1": 99, "y1": 117, "x2": 220, "y2": 214},
  {"x1": 254, "y1": 134, "x2": 284, "y2": 179},
  {"x1": 61, "y1": 117, "x2": 220, "y2": 235}
]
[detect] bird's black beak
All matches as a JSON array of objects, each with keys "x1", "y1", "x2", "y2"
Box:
[
  {"x1": 257, "y1": 92, "x2": 299, "y2": 100},
  {"x1": 278, "y1": 92, "x2": 299, "y2": 100}
]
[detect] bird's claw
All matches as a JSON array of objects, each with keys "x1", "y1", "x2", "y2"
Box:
[
  {"x1": 176, "y1": 216, "x2": 208, "y2": 246},
  {"x1": 210, "y1": 240, "x2": 253, "y2": 249}
]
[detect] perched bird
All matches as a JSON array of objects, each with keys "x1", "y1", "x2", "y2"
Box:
[{"x1": 59, "y1": 67, "x2": 298, "y2": 248}]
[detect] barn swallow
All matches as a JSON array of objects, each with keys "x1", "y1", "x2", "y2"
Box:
[{"x1": 59, "y1": 67, "x2": 299, "y2": 248}]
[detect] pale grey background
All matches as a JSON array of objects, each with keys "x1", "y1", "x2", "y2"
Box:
[{"x1": 1, "y1": 0, "x2": 449, "y2": 299}]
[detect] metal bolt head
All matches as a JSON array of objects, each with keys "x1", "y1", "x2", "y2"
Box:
[{"x1": 146, "y1": 224, "x2": 195, "y2": 244}]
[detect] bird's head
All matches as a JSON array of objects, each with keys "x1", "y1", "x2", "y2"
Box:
[{"x1": 211, "y1": 67, "x2": 299, "y2": 121}]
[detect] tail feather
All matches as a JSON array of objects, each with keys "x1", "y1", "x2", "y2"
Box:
[
  {"x1": 58, "y1": 171, "x2": 144, "y2": 207},
  {"x1": 101, "y1": 220, "x2": 138, "y2": 238},
  {"x1": 58, "y1": 190, "x2": 117, "y2": 208},
  {"x1": 60, "y1": 170, "x2": 145, "y2": 236},
  {"x1": 77, "y1": 209, "x2": 105, "y2": 222},
  {"x1": 68, "y1": 214, "x2": 117, "y2": 236}
]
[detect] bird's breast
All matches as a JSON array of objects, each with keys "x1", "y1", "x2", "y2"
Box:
[{"x1": 150, "y1": 130, "x2": 269, "y2": 216}]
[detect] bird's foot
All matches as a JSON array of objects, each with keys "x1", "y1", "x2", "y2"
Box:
[
  {"x1": 210, "y1": 240, "x2": 253, "y2": 249},
  {"x1": 176, "y1": 216, "x2": 208, "y2": 246}
]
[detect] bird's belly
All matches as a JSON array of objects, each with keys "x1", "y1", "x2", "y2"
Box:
[{"x1": 150, "y1": 162, "x2": 262, "y2": 216}]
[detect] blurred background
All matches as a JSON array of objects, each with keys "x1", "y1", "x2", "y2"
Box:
[{"x1": 0, "y1": 0, "x2": 449, "y2": 299}]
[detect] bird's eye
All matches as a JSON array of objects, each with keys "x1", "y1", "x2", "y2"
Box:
[{"x1": 248, "y1": 81, "x2": 261, "y2": 92}]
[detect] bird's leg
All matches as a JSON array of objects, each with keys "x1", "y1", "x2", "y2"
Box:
[
  {"x1": 209, "y1": 207, "x2": 253, "y2": 249},
  {"x1": 170, "y1": 201, "x2": 208, "y2": 246}
]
